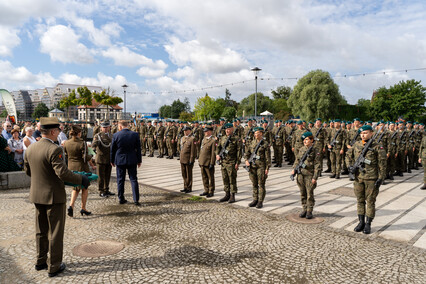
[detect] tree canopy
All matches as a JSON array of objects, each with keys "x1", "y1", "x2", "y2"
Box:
[
  {"x1": 237, "y1": 92, "x2": 273, "y2": 117},
  {"x1": 159, "y1": 98, "x2": 191, "y2": 119},
  {"x1": 32, "y1": 102, "x2": 49, "y2": 119},
  {"x1": 288, "y1": 69, "x2": 346, "y2": 121}
]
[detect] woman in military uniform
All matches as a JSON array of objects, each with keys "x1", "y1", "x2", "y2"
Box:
[
  {"x1": 64, "y1": 125, "x2": 96, "y2": 217},
  {"x1": 291, "y1": 131, "x2": 322, "y2": 219},
  {"x1": 244, "y1": 127, "x2": 271, "y2": 209}
]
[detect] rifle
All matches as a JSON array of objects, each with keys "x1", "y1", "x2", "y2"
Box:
[
  {"x1": 399, "y1": 130, "x2": 407, "y2": 144},
  {"x1": 244, "y1": 140, "x2": 263, "y2": 172},
  {"x1": 216, "y1": 134, "x2": 233, "y2": 165},
  {"x1": 290, "y1": 126, "x2": 322, "y2": 181},
  {"x1": 286, "y1": 126, "x2": 296, "y2": 142},
  {"x1": 407, "y1": 130, "x2": 416, "y2": 143},
  {"x1": 242, "y1": 126, "x2": 253, "y2": 154},
  {"x1": 328, "y1": 128, "x2": 342, "y2": 151},
  {"x1": 376, "y1": 125, "x2": 388, "y2": 144},
  {"x1": 349, "y1": 129, "x2": 361, "y2": 147},
  {"x1": 274, "y1": 125, "x2": 284, "y2": 140},
  {"x1": 348, "y1": 125, "x2": 384, "y2": 180}
]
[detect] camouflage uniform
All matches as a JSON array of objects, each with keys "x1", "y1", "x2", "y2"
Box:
[
  {"x1": 294, "y1": 145, "x2": 322, "y2": 212},
  {"x1": 292, "y1": 128, "x2": 305, "y2": 161},
  {"x1": 328, "y1": 127, "x2": 345, "y2": 177},
  {"x1": 164, "y1": 124, "x2": 177, "y2": 158},
  {"x1": 155, "y1": 124, "x2": 166, "y2": 157},
  {"x1": 353, "y1": 139, "x2": 386, "y2": 218},
  {"x1": 245, "y1": 139, "x2": 271, "y2": 204},
  {"x1": 311, "y1": 126, "x2": 326, "y2": 172},
  {"x1": 272, "y1": 125, "x2": 286, "y2": 166},
  {"x1": 216, "y1": 133, "x2": 242, "y2": 195},
  {"x1": 419, "y1": 136, "x2": 426, "y2": 185},
  {"x1": 406, "y1": 129, "x2": 417, "y2": 171},
  {"x1": 139, "y1": 123, "x2": 147, "y2": 156},
  {"x1": 395, "y1": 129, "x2": 407, "y2": 175},
  {"x1": 387, "y1": 130, "x2": 399, "y2": 179},
  {"x1": 146, "y1": 124, "x2": 156, "y2": 156}
]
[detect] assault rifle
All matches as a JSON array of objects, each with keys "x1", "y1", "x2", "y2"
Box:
[
  {"x1": 274, "y1": 125, "x2": 284, "y2": 140},
  {"x1": 286, "y1": 126, "x2": 296, "y2": 142},
  {"x1": 328, "y1": 128, "x2": 342, "y2": 151},
  {"x1": 376, "y1": 125, "x2": 388, "y2": 144},
  {"x1": 217, "y1": 134, "x2": 233, "y2": 165},
  {"x1": 348, "y1": 125, "x2": 384, "y2": 180},
  {"x1": 290, "y1": 126, "x2": 322, "y2": 181},
  {"x1": 349, "y1": 129, "x2": 361, "y2": 147},
  {"x1": 242, "y1": 127, "x2": 253, "y2": 154},
  {"x1": 244, "y1": 140, "x2": 263, "y2": 172}
]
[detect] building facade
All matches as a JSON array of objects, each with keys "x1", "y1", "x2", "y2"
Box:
[{"x1": 78, "y1": 99, "x2": 122, "y2": 122}]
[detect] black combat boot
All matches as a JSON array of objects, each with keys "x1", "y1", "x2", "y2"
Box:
[
  {"x1": 408, "y1": 168, "x2": 412, "y2": 173},
  {"x1": 306, "y1": 211, "x2": 313, "y2": 219},
  {"x1": 248, "y1": 200, "x2": 258, "y2": 207},
  {"x1": 421, "y1": 184, "x2": 426, "y2": 190},
  {"x1": 330, "y1": 174, "x2": 336, "y2": 178},
  {"x1": 219, "y1": 192, "x2": 230, "y2": 202},
  {"x1": 353, "y1": 215, "x2": 365, "y2": 232},
  {"x1": 389, "y1": 174, "x2": 394, "y2": 180},
  {"x1": 363, "y1": 217, "x2": 373, "y2": 234},
  {"x1": 335, "y1": 174, "x2": 340, "y2": 179},
  {"x1": 324, "y1": 168, "x2": 332, "y2": 173},
  {"x1": 341, "y1": 170, "x2": 349, "y2": 175},
  {"x1": 256, "y1": 201, "x2": 263, "y2": 209},
  {"x1": 228, "y1": 193, "x2": 236, "y2": 203},
  {"x1": 299, "y1": 210, "x2": 307, "y2": 218}
]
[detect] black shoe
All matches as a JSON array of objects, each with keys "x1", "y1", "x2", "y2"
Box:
[
  {"x1": 389, "y1": 175, "x2": 394, "y2": 180},
  {"x1": 398, "y1": 172, "x2": 403, "y2": 177},
  {"x1": 35, "y1": 263, "x2": 48, "y2": 271},
  {"x1": 306, "y1": 211, "x2": 313, "y2": 219},
  {"x1": 157, "y1": 155, "x2": 161, "y2": 158},
  {"x1": 287, "y1": 161, "x2": 293, "y2": 165},
  {"x1": 341, "y1": 170, "x2": 349, "y2": 175},
  {"x1": 177, "y1": 157, "x2": 180, "y2": 160},
  {"x1": 349, "y1": 177, "x2": 355, "y2": 181},
  {"x1": 408, "y1": 169, "x2": 412, "y2": 173},
  {"x1": 180, "y1": 189, "x2": 187, "y2": 193},
  {"x1": 106, "y1": 191, "x2": 115, "y2": 196},
  {"x1": 228, "y1": 193, "x2": 236, "y2": 203},
  {"x1": 166, "y1": 156, "x2": 170, "y2": 159},
  {"x1": 354, "y1": 215, "x2": 365, "y2": 232},
  {"x1": 299, "y1": 210, "x2": 307, "y2": 218},
  {"x1": 335, "y1": 174, "x2": 340, "y2": 179},
  {"x1": 48, "y1": 263, "x2": 66, "y2": 277},
  {"x1": 169, "y1": 156, "x2": 173, "y2": 159},
  {"x1": 319, "y1": 172, "x2": 322, "y2": 177},
  {"x1": 324, "y1": 168, "x2": 332, "y2": 173},
  {"x1": 119, "y1": 199, "x2": 128, "y2": 204},
  {"x1": 184, "y1": 189, "x2": 192, "y2": 193},
  {"x1": 199, "y1": 192, "x2": 208, "y2": 196},
  {"x1": 206, "y1": 193, "x2": 214, "y2": 198},
  {"x1": 149, "y1": 154, "x2": 154, "y2": 157},
  {"x1": 363, "y1": 217, "x2": 373, "y2": 234},
  {"x1": 274, "y1": 164, "x2": 279, "y2": 167},
  {"x1": 414, "y1": 166, "x2": 419, "y2": 170},
  {"x1": 80, "y1": 209, "x2": 92, "y2": 216},
  {"x1": 142, "y1": 154, "x2": 146, "y2": 156},
  {"x1": 330, "y1": 174, "x2": 336, "y2": 178},
  {"x1": 421, "y1": 184, "x2": 426, "y2": 190},
  {"x1": 256, "y1": 201, "x2": 263, "y2": 209},
  {"x1": 99, "y1": 193, "x2": 108, "y2": 198},
  {"x1": 248, "y1": 200, "x2": 258, "y2": 207},
  {"x1": 134, "y1": 201, "x2": 141, "y2": 206},
  {"x1": 219, "y1": 193, "x2": 230, "y2": 202},
  {"x1": 67, "y1": 206, "x2": 73, "y2": 217}
]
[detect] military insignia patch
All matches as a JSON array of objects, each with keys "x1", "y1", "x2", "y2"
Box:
[{"x1": 58, "y1": 154, "x2": 63, "y2": 160}]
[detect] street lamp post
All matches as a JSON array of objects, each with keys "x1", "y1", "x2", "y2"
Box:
[
  {"x1": 251, "y1": 67, "x2": 261, "y2": 118},
  {"x1": 122, "y1": 84, "x2": 128, "y2": 119}
]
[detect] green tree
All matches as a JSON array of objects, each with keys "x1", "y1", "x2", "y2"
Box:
[
  {"x1": 32, "y1": 102, "x2": 49, "y2": 119},
  {"x1": 271, "y1": 86, "x2": 292, "y2": 100},
  {"x1": 287, "y1": 70, "x2": 346, "y2": 121},
  {"x1": 389, "y1": 80, "x2": 426, "y2": 121},
  {"x1": 237, "y1": 92, "x2": 273, "y2": 117},
  {"x1": 93, "y1": 87, "x2": 123, "y2": 121},
  {"x1": 369, "y1": 87, "x2": 392, "y2": 120},
  {"x1": 76, "y1": 86, "x2": 93, "y2": 122},
  {"x1": 193, "y1": 94, "x2": 224, "y2": 121},
  {"x1": 222, "y1": 107, "x2": 237, "y2": 121},
  {"x1": 0, "y1": 109, "x2": 7, "y2": 118},
  {"x1": 59, "y1": 91, "x2": 78, "y2": 121},
  {"x1": 159, "y1": 105, "x2": 172, "y2": 118},
  {"x1": 170, "y1": 99, "x2": 190, "y2": 118},
  {"x1": 179, "y1": 111, "x2": 193, "y2": 121}
]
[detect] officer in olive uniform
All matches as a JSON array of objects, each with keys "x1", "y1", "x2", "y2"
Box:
[
  {"x1": 291, "y1": 131, "x2": 322, "y2": 219},
  {"x1": 352, "y1": 125, "x2": 386, "y2": 234},
  {"x1": 92, "y1": 121, "x2": 114, "y2": 197},
  {"x1": 24, "y1": 117, "x2": 88, "y2": 277},
  {"x1": 216, "y1": 123, "x2": 242, "y2": 203},
  {"x1": 328, "y1": 119, "x2": 346, "y2": 179},
  {"x1": 418, "y1": 135, "x2": 426, "y2": 189},
  {"x1": 155, "y1": 121, "x2": 166, "y2": 158},
  {"x1": 198, "y1": 126, "x2": 216, "y2": 197},
  {"x1": 245, "y1": 127, "x2": 271, "y2": 209},
  {"x1": 139, "y1": 120, "x2": 147, "y2": 156},
  {"x1": 180, "y1": 126, "x2": 196, "y2": 193},
  {"x1": 164, "y1": 120, "x2": 176, "y2": 159},
  {"x1": 145, "y1": 121, "x2": 155, "y2": 157},
  {"x1": 262, "y1": 120, "x2": 272, "y2": 146}
]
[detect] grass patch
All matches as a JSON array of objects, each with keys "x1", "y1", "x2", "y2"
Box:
[{"x1": 188, "y1": 196, "x2": 205, "y2": 202}]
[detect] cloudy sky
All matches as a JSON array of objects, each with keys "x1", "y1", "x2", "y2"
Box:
[{"x1": 1, "y1": 0, "x2": 426, "y2": 113}]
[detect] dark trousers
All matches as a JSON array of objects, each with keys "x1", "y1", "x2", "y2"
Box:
[
  {"x1": 34, "y1": 203, "x2": 66, "y2": 273},
  {"x1": 200, "y1": 165, "x2": 215, "y2": 193},
  {"x1": 181, "y1": 163, "x2": 194, "y2": 190},
  {"x1": 116, "y1": 164, "x2": 139, "y2": 202},
  {"x1": 97, "y1": 163, "x2": 112, "y2": 193}
]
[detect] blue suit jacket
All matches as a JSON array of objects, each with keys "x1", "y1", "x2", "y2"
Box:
[{"x1": 110, "y1": 129, "x2": 142, "y2": 166}]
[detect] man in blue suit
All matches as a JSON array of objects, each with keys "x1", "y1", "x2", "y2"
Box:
[{"x1": 111, "y1": 120, "x2": 142, "y2": 205}]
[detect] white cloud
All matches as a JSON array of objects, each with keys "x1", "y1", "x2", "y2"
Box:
[
  {"x1": 0, "y1": 0, "x2": 57, "y2": 26},
  {"x1": 0, "y1": 27, "x2": 21, "y2": 56},
  {"x1": 0, "y1": 60, "x2": 56, "y2": 88},
  {"x1": 70, "y1": 17, "x2": 123, "y2": 47},
  {"x1": 40, "y1": 25, "x2": 94, "y2": 64},
  {"x1": 101, "y1": 46, "x2": 167, "y2": 69},
  {"x1": 164, "y1": 37, "x2": 248, "y2": 73},
  {"x1": 136, "y1": 67, "x2": 165, "y2": 78}
]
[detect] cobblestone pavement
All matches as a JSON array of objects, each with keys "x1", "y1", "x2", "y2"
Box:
[
  {"x1": 135, "y1": 156, "x2": 426, "y2": 249},
  {"x1": 1, "y1": 181, "x2": 425, "y2": 283}
]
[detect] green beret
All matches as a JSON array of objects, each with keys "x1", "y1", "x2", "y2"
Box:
[
  {"x1": 346, "y1": 121, "x2": 352, "y2": 124},
  {"x1": 301, "y1": 131, "x2": 313, "y2": 141},
  {"x1": 367, "y1": 120, "x2": 372, "y2": 123},
  {"x1": 223, "y1": 123, "x2": 233, "y2": 129},
  {"x1": 220, "y1": 118, "x2": 225, "y2": 121},
  {"x1": 316, "y1": 118, "x2": 322, "y2": 121},
  {"x1": 353, "y1": 118, "x2": 360, "y2": 122},
  {"x1": 389, "y1": 121, "x2": 395, "y2": 125},
  {"x1": 407, "y1": 121, "x2": 412, "y2": 124},
  {"x1": 334, "y1": 119, "x2": 341, "y2": 123},
  {"x1": 275, "y1": 120, "x2": 279, "y2": 123},
  {"x1": 360, "y1": 125, "x2": 373, "y2": 132},
  {"x1": 296, "y1": 120, "x2": 303, "y2": 125},
  {"x1": 253, "y1": 127, "x2": 264, "y2": 132},
  {"x1": 308, "y1": 121, "x2": 313, "y2": 124},
  {"x1": 233, "y1": 119, "x2": 238, "y2": 122}
]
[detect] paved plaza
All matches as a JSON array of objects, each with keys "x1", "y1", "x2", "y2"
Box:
[{"x1": 0, "y1": 156, "x2": 425, "y2": 283}]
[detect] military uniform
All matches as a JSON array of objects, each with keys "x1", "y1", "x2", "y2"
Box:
[
  {"x1": 285, "y1": 125, "x2": 296, "y2": 164},
  {"x1": 24, "y1": 117, "x2": 83, "y2": 276},
  {"x1": 345, "y1": 127, "x2": 361, "y2": 173},
  {"x1": 292, "y1": 128, "x2": 305, "y2": 159},
  {"x1": 146, "y1": 123, "x2": 156, "y2": 157},
  {"x1": 243, "y1": 125, "x2": 254, "y2": 153},
  {"x1": 352, "y1": 130, "x2": 386, "y2": 234},
  {"x1": 139, "y1": 123, "x2": 147, "y2": 156},
  {"x1": 311, "y1": 125, "x2": 326, "y2": 172},
  {"x1": 216, "y1": 128, "x2": 242, "y2": 202},
  {"x1": 92, "y1": 130, "x2": 112, "y2": 195},
  {"x1": 245, "y1": 137, "x2": 271, "y2": 208},
  {"x1": 406, "y1": 128, "x2": 417, "y2": 172},
  {"x1": 419, "y1": 135, "x2": 426, "y2": 188},
  {"x1": 395, "y1": 128, "x2": 407, "y2": 175},
  {"x1": 180, "y1": 131, "x2": 196, "y2": 192},
  {"x1": 387, "y1": 129, "x2": 399, "y2": 179},
  {"x1": 293, "y1": 144, "x2": 322, "y2": 215},
  {"x1": 155, "y1": 123, "x2": 166, "y2": 157},
  {"x1": 328, "y1": 127, "x2": 345, "y2": 178},
  {"x1": 198, "y1": 133, "x2": 216, "y2": 196},
  {"x1": 164, "y1": 124, "x2": 177, "y2": 158},
  {"x1": 272, "y1": 124, "x2": 286, "y2": 167}
]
